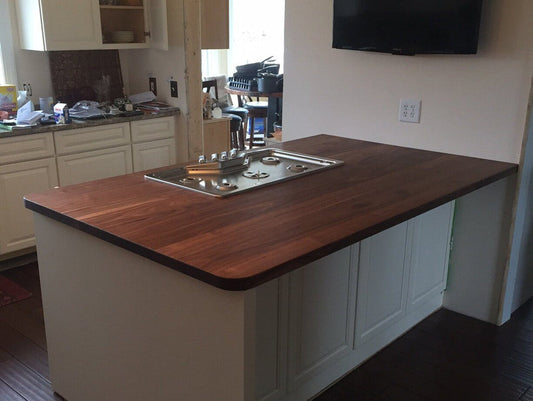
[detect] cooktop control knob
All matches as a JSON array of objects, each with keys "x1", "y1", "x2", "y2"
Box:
[
  {"x1": 211, "y1": 153, "x2": 218, "y2": 162},
  {"x1": 220, "y1": 151, "x2": 228, "y2": 161},
  {"x1": 229, "y1": 149, "x2": 237, "y2": 158},
  {"x1": 198, "y1": 155, "x2": 206, "y2": 164}
]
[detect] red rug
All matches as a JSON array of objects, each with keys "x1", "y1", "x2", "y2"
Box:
[{"x1": 0, "y1": 275, "x2": 32, "y2": 307}]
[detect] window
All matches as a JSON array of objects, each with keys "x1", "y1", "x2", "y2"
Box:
[
  {"x1": 228, "y1": 0, "x2": 284, "y2": 74},
  {"x1": 202, "y1": 0, "x2": 285, "y2": 77}
]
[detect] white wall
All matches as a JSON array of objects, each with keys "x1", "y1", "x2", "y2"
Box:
[{"x1": 283, "y1": 0, "x2": 533, "y2": 163}]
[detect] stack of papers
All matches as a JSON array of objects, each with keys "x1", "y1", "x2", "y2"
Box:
[{"x1": 16, "y1": 102, "x2": 43, "y2": 126}]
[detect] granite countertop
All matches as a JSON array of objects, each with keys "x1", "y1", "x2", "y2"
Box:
[
  {"x1": 0, "y1": 107, "x2": 180, "y2": 138},
  {"x1": 24, "y1": 135, "x2": 518, "y2": 291}
]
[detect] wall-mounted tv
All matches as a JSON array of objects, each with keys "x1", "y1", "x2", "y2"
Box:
[{"x1": 333, "y1": 0, "x2": 484, "y2": 55}]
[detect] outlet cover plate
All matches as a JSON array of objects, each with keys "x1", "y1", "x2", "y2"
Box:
[{"x1": 399, "y1": 99, "x2": 421, "y2": 123}]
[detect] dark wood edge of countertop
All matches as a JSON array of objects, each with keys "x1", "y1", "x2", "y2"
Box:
[{"x1": 24, "y1": 164, "x2": 517, "y2": 291}]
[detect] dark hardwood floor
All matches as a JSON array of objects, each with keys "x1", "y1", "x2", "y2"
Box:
[{"x1": 0, "y1": 263, "x2": 532, "y2": 401}]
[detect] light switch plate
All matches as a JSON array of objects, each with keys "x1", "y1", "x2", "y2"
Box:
[
  {"x1": 399, "y1": 99, "x2": 421, "y2": 123},
  {"x1": 149, "y1": 77, "x2": 157, "y2": 96},
  {"x1": 170, "y1": 81, "x2": 178, "y2": 98}
]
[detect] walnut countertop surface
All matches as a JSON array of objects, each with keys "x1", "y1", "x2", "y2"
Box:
[{"x1": 24, "y1": 135, "x2": 517, "y2": 291}]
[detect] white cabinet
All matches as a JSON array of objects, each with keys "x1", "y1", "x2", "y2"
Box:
[
  {"x1": 255, "y1": 278, "x2": 288, "y2": 401},
  {"x1": 287, "y1": 246, "x2": 357, "y2": 390},
  {"x1": 57, "y1": 145, "x2": 133, "y2": 186},
  {"x1": 132, "y1": 139, "x2": 176, "y2": 172},
  {"x1": 355, "y1": 222, "x2": 410, "y2": 346},
  {"x1": 131, "y1": 116, "x2": 176, "y2": 171},
  {"x1": 0, "y1": 133, "x2": 57, "y2": 255},
  {"x1": 255, "y1": 203, "x2": 454, "y2": 401},
  {"x1": 407, "y1": 202, "x2": 454, "y2": 311},
  {"x1": 16, "y1": 0, "x2": 168, "y2": 51},
  {"x1": 54, "y1": 123, "x2": 131, "y2": 156},
  {"x1": 16, "y1": 0, "x2": 102, "y2": 51},
  {"x1": 0, "y1": 158, "x2": 58, "y2": 254},
  {"x1": 55, "y1": 123, "x2": 133, "y2": 185},
  {"x1": 0, "y1": 117, "x2": 176, "y2": 256},
  {"x1": 99, "y1": 0, "x2": 168, "y2": 50}
]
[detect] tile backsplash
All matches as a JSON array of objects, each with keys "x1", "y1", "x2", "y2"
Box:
[{"x1": 49, "y1": 50, "x2": 124, "y2": 106}]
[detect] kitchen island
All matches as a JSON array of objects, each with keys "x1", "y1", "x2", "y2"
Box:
[{"x1": 24, "y1": 135, "x2": 517, "y2": 401}]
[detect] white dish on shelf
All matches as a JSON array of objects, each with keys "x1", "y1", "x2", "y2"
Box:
[{"x1": 111, "y1": 30, "x2": 135, "y2": 43}]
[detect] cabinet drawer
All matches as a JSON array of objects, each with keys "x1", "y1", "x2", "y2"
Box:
[
  {"x1": 131, "y1": 117, "x2": 175, "y2": 143},
  {"x1": 54, "y1": 123, "x2": 131, "y2": 155},
  {"x1": 0, "y1": 134, "x2": 55, "y2": 165}
]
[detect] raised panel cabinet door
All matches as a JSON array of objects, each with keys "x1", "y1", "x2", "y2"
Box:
[
  {"x1": 407, "y1": 202, "x2": 454, "y2": 311},
  {"x1": 0, "y1": 158, "x2": 58, "y2": 254},
  {"x1": 132, "y1": 138, "x2": 176, "y2": 172},
  {"x1": 17, "y1": 0, "x2": 102, "y2": 50},
  {"x1": 287, "y1": 246, "x2": 357, "y2": 390},
  {"x1": 148, "y1": 0, "x2": 169, "y2": 50},
  {"x1": 57, "y1": 145, "x2": 133, "y2": 186},
  {"x1": 255, "y1": 277, "x2": 288, "y2": 401},
  {"x1": 355, "y1": 221, "x2": 410, "y2": 346}
]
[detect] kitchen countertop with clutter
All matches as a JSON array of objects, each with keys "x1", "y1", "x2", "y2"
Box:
[{"x1": 0, "y1": 86, "x2": 180, "y2": 139}]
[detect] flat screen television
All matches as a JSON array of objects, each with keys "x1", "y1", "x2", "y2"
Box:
[{"x1": 332, "y1": 0, "x2": 484, "y2": 55}]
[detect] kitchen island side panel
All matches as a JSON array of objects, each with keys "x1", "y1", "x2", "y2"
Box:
[{"x1": 33, "y1": 213, "x2": 256, "y2": 401}]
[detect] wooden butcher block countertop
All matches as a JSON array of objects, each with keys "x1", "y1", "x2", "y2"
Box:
[{"x1": 24, "y1": 135, "x2": 518, "y2": 290}]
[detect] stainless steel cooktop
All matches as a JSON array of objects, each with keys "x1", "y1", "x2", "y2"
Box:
[{"x1": 144, "y1": 148, "x2": 344, "y2": 197}]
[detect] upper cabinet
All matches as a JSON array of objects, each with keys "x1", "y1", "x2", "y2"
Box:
[
  {"x1": 16, "y1": 0, "x2": 168, "y2": 51},
  {"x1": 201, "y1": 0, "x2": 229, "y2": 49}
]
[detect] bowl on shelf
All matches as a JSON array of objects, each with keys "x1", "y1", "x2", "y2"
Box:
[{"x1": 111, "y1": 30, "x2": 135, "y2": 43}]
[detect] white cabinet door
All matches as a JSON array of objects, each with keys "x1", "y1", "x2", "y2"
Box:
[
  {"x1": 0, "y1": 158, "x2": 58, "y2": 254},
  {"x1": 132, "y1": 138, "x2": 176, "y2": 172},
  {"x1": 57, "y1": 146, "x2": 133, "y2": 186},
  {"x1": 355, "y1": 222, "x2": 410, "y2": 346},
  {"x1": 407, "y1": 202, "x2": 454, "y2": 311},
  {"x1": 148, "y1": 0, "x2": 169, "y2": 50},
  {"x1": 255, "y1": 278, "x2": 288, "y2": 401},
  {"x1": 16, "y1": 0, "x2": 102, "y2": 51},
  {"x1": 287, "y1": 246, "x2": 357, "y2": 390}
]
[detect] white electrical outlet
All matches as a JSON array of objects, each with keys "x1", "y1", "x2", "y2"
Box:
[{"x1": 399, "y1": 99, "x2": 421, "y2": 123}]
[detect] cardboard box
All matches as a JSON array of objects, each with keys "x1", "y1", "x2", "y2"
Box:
[
  {"x1": 54, "y1": 102, "x2": 71, "y2": 124},
  {"x1": 0, "y1": 85, "x2": 17, "y2": 113}
]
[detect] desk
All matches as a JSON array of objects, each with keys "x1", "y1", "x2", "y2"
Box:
[{"x1": 225, "y1": 87, "x2": 282, "y2": 136}]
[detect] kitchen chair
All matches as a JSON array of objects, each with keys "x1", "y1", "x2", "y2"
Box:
[
  {"x1": 203, "y1": 77, "x2": 248, "y2": 149},
  {"x1": 202, "y1": 79, "x2": 246, "y2": 149}
]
